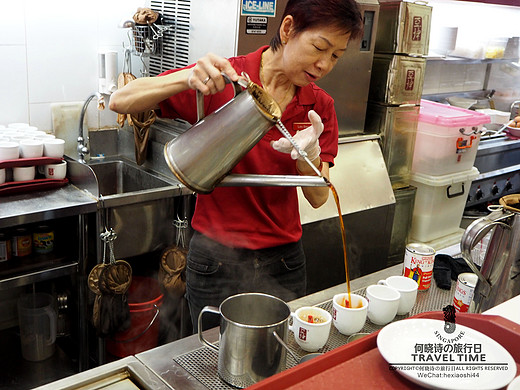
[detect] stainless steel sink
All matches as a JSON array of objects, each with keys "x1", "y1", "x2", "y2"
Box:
[
  {"x1": 67, "y1": 157, "x2": 190, "y2": 259},
  {"x1": 77, "y1": 158, "x2": 188, "y2": 208},
  {"x1": 88, "y1": 160, "x2": 172, "y2": 196}
]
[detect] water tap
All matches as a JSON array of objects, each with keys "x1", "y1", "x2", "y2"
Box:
[{"x1": 78, "y1": 92, "x2": 105, "y2": 163}]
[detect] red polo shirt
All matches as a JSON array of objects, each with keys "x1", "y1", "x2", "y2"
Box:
[{"x1": 158, "y1": 46, "x2": 338, "y2": 249}]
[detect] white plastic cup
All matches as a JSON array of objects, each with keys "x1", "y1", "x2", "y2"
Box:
[
  {"x1": 19, "y1": 139, "x2": 43, "y2": 158},
  {"x1": 13, "y1": 166, "x2": 36, "y2": 181},
  {"x1": 43, "y1": 138, "x2": 65, "y2": 158},
  {"x1": 0, "y1": 141, "x2": 20, "y2": 160},
  {"x1": 42, "y1": 160, "x2": 67, "y2": 179},
  {"x1": 378, "y1": 276, "x2": 418, "y2": 315},
  {"x1": 288, "y1": 306, "x2": 332, "y2": 352},
  {"x1": 366, "y1": 284, "x2": 401, "y2": 326},
  {"x1": 332, "y1": 293, "x2": 368, "y2": 335}
]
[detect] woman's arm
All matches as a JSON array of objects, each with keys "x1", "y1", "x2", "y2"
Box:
[
  {"x1": 109, "y1": 68, "x2": 191, "y2": 114},
  {"x1": 109, "y1": 53, "x2": 240, "y2": 115}
]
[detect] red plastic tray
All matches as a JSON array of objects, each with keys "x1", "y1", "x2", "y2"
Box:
[
  {"x1": 0, "y1": 178, "x2": 68, "y2": 196},
  {"x1": 247, "y1": 311, "x2": 520, "y2": 390},
  {"x1": 0, "y1": 157, "x2": 63, "y2": 169}
]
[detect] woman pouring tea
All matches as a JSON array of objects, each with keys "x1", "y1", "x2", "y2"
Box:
[{"x1": 110, "y1": 0, "x2": 363, "y2": 332}]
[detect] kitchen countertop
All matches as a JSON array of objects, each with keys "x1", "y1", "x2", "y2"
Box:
[
  {"x1": 33, "y1": 242, "x2": 520, "y2": 390},
  {"x1": 0, "y1": 184, "x2": 98, "y2": 228}
]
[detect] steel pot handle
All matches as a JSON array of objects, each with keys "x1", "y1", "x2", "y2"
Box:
[
  {"x1": 460, "y1": 218, "x2": 511, "y2": 290},
  {"x1": 196, "y1": 72, "x2": 243, "y2": 122},
  {"x1": 198, "y1": 305, "x2": 220, "y2": 352}
]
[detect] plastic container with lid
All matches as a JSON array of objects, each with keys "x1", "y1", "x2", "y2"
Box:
[
  {"x1": 409, "y1": 167, "x2": 479, "y2": 243},
  {"x1": 412, "y1": 100, "x2": 490, "y2": 176}
]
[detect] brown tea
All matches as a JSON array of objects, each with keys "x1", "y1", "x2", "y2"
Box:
[
  {"x1": 327, "y1": 180, "x2": 351, "y2": 304},
  {"x1": 339, "y1": 296, "x2": 363, "y2": 309}
]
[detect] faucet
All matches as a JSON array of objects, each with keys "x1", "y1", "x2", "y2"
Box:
[{"x1": 78, "y1": 92, "x2": 105, "y2": 164}]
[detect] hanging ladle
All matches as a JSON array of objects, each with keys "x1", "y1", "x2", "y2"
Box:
[{"x1": 272, "y1": 331, "x2": 322, "y2": 365}]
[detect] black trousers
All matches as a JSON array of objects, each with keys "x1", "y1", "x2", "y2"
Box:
[{"x1": 186, "y1": 231, "x2": 307, "y2": 332}]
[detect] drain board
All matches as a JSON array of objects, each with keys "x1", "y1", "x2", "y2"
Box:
[{"x1": 173, "y1": 280, "x2": 456, "y2": 390}]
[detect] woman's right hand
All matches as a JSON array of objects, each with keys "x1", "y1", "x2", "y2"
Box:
[{"x1": 187, "y1": 53, "x2": 240, "y2": 95}]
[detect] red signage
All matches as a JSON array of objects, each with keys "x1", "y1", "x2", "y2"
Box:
[
  {"x1": 412, "y1": 16, "x2": 422, "y2": 41},
  {"x1": 405, "y1": 69, "x2": 416, "y2": 91}
]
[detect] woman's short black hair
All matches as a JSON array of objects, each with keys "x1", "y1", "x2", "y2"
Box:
[{"x1": 270, "y1": 0, "x2": 364, "y2": 51}]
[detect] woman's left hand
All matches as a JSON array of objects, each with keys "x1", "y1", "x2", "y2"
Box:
[
  {"x1": 187, "y1": 53, "x2": 240, "y2": 95},
  {"x1": 271, "y1": 110, "x2": 324, "y2": 161}
]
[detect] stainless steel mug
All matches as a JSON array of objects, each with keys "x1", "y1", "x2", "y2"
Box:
[
  {"x1": 198, "y1": 293, "x2": 291, "y2": 388},
  {"x1": 460, "y1": 194, "x2": 520, "y2": 312},
  {"x1": 164, "y1": 75, "x2": 283, "y2": 194}
]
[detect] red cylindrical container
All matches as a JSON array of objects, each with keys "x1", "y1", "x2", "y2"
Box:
[
  {"x1": 403, "y1": 243, "x2": 436, "y2": 291},
  {"x1": 453, "y1": 273, "x2": 478, "y2": 312}
]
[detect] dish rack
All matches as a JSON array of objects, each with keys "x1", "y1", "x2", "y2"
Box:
[{"x1": 0, "y1": 157, "x2": 68, "y2": 196}]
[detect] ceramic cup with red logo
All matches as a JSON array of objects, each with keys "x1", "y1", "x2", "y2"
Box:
[
  {"x1": 41, "y1": 160, "x2": 67, "y2": 179},
  {"x1": 332, "y1": 293, "x2": 368, "y2": 335},
  {"x1": 288, "y1": 306, "x2": 331, "y2": 352}
]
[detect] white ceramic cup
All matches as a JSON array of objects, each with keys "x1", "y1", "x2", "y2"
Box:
[
  {"x1": 43, "y1": 138, "x2": 65, "y2": 158},
  {"x1": 366, "y1": 284, "x2": 401, "y2": 326},
  {"x1": 378, "y1": 275, "x2": 419, "y2": 315},
  {"x1": 13, "y1": 166, "x2": 35, "y2": 181},
  {"x1": 8, "y1": 123, "x2": 29, "y2": 130},
  {"x1": 288, "y1": 306, "x2": 332, "y2": 352},
  {"x1": 41, "y1": 160, "x2": 67, "y2": 180},
  {"x1": 33, "y1": 134, "x2": 55, "y2": 140},
  {"x1": 0, "y1": 168, "x2": 5, "y2": 184},
  {"x1": 332, "y1": 293, "x2": 368, "y2": 335},
  {"x1": 0, "y1": 141, "x2": 20, "y2": 160},
  {"x1": 8, "y1": 134, "x2": 30, "y2": 144},
  {"x1": 42, "y1": 160, "x2": 67, "y2": 179},
  {"x1": 19, "y1": 139, "x2": 43, "y2": 158}
]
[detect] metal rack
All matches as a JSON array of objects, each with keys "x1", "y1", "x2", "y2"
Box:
[{"x1": 131, "y1": 22, "x2": 172, "y2": 56}]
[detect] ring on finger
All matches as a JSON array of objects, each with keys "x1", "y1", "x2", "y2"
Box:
[{"x1": 202, "y1": 76, "x2": 210, "y2": 85}]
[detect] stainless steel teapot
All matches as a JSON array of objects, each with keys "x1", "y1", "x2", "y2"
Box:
[
  {"x1": 163, "y1": 73, "x2": 327, "y2": 194},
  {"x1": 460, "y1": 194, "x2": 520, "y2": 313}
]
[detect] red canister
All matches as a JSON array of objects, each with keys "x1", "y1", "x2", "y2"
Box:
[
  {"x1": 403, "y1": 243, "x2": 436, "y2": 291},
  {"x1": 453, "y1": 273, "x2": 478, "y2": 312}
]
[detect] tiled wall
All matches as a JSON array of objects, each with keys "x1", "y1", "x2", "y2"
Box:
[{"x1": 0, "y1": 0, "x2": 146, "y2": 132}]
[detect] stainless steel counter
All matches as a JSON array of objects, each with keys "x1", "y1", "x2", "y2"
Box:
[
  {"x1": 0, "y1": 184, "x2": 97, "y2": 228},
  {"x1": 32, "y1": 245, "x2": 464, "y2": 390},
  {"x1": 134, "y1": 263, "x2": 409, "y2": 390}
]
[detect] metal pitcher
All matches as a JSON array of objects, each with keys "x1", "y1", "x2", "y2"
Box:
[
  {"x1": 460, "y1": 194, "x2": 520, "y2": 313},
  {"x1": 164, "y1": 74, "x2": 327, "y2": 194},
  {"x1": 198, "y1": 293, "x2": 291, "y2": 388}
]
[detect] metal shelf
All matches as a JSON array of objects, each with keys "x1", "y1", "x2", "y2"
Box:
[{"x1": 0, "y1": 253, "x2": 78, "y2": 291}]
